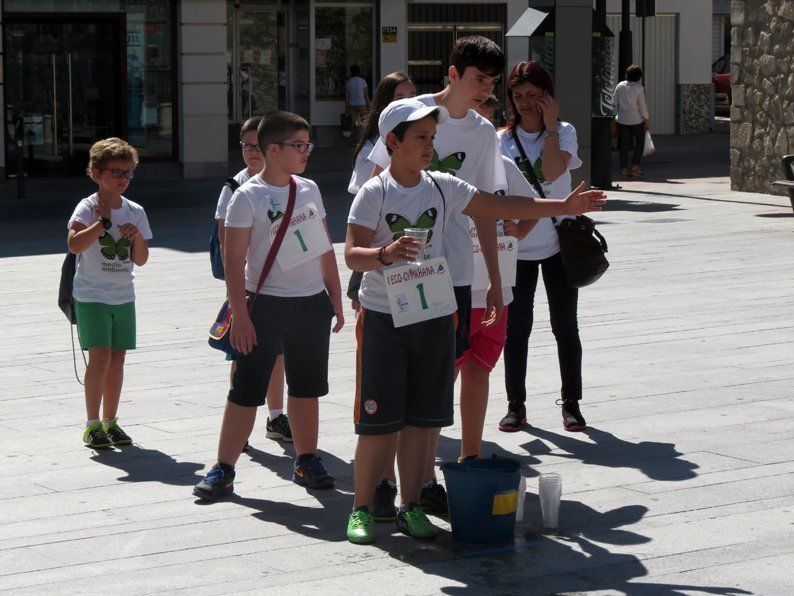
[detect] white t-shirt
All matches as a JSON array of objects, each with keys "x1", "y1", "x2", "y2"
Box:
[
  {"x1": 500, "y1": 155, "x2": 560, "y2": 262},
  {"x1": 368, "y1": 93, "x2": 506, "y2": 286},
  {"x1": 225, "y1": 175, "x2": 329, "y2": 297},
  {"x1": 215, "y1": 168, "x2": 253, "y2": 221},
  {"x1": 348, "y1": 170, "x2": 477, "y2": 314},
  {"x1": 348, "y1": 138, "x2": 376, "y2": 195},
  {"x1": 345, "y1": 76, "x2": 368, "y2": 106},
  {"x1": 68, "y1": 194, "x2": 153, "y2": 305}
]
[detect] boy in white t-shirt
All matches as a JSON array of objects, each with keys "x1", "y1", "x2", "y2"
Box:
[
  {"x1": 344, "y1": 98, "x2": 606, "y2": 544},
  {"x1": 345, "y1": 64, "x2": 370, "y2": 120},
  {"x1": 214, "y1": 116, "x2": 292, "y2": 445},
  {"x1": 194, "y1": 112, "x2": 344, "y2": 502},
  {"x1": 366, "y1": 35, "x2": 507, "y2": 519},
  {"x1": 67, "y1": 138, "x2": 152, "y2": 448}
]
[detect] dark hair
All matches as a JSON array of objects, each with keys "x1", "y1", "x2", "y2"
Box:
[
  {"x1": 257, "y1": 111, "x2": 311, "y2": 151},
  {"x1": 354, "y1": 71, "x2": 415, "y2": 161},
  {"x1": 505, "y1": 60, "x2": 555, "y2": 135},
  {"x1": 385, "y1": 111, "x2": 440, "y2": 155},
  {"x1": 350, "y1": 64, "x2": 360, "y2": 76},
  {"x1": 449, "y1": 35, "x2": 505, "y2": 77},
  {"x1": 240, "y1": 116, "x2": 262, "y2": 140},
  {"x1": 626, "y1": 64, "x2": 643, "y2": 82}
]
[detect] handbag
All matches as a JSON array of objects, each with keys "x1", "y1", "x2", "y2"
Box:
[
  {"x1": 208, "y1": 176, "x2": 297, "y2": 356},
  {"x1": 58, "y1": 252, "x2": 78, "y2": 324},
  {"x1": 210, "y1": 177, "x2": 242, "y2": 280},
  {"x1": 511, "y1": 129, "x2": 609, "y2": 288}
]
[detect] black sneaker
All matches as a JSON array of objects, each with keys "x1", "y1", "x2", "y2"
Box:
[
  {"x1": 419, "y1": 479, "x2": 448, "y2": 518},
  {"x1": 498, "y1": 410, "x2": 527, "y2": 432},
  {"x1": 193, "y1": 464, "x2": 235, "y2": 501},
  {"x1": 82, "y1": 421, "x2": 113, "y2": 449},
  {"x1": 372, "y1": 479, "x2": 398, "y2": 522},
  {"x1": 561, "y1": 400, "x2": 587, "y2": 432},
  {"x1": 103, "y1": 420, "x2": 132, "y2": 446},
  {"x1": 293, "y1": 455, "x2": 334, "y2": 489},
  {"x1": 266, "y1": 413, "x2": 293, "y2": 442}
]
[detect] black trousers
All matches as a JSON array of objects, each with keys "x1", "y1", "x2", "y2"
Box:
[
  {"x1": 504, "y1": 252, "x2": 582, "y2": 414},
  {"x1": 617, "y1": 122, "x2": 645, "y2": 169}
]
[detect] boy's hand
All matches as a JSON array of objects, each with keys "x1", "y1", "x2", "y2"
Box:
[
  {"x1": 94, "y1": 202, "x2": 111, "y2": 219},
  {"x1": 332, "y1": 304, "x2": 345, "y2": 333},
  {"x1": 385, "y1": 236, "x2": 421, "y2": 264},
  {"x1": 118, "y1": 223, "x2": 142, "y2": 240},
  {"x1": 231, "y1": 312, "x2": 257, "y2": 355},
  {"x1": 563, "y1": 182, "x2": 607, "y2": 215},
  {"x1": 483, "y1": 283, "x2": 504, "y2": 327}
]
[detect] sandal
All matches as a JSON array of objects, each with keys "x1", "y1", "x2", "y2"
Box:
[
  {"x1": 621, "y1": 168, "x2": 631, "y2": 179},
  {"x1": 631, "y1": 166, "x2": 645, "y2": 177}
]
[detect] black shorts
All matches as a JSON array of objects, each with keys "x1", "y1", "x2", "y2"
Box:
[
  {"x1": 453, "y1": 285, "x2": 472, "y2": 359},
  {"x1": 228, "y1": 291, "x2": 333, "y2": 407},
  {"x1": 355, "y1": 309, "x2": 455, "y2": 435}
]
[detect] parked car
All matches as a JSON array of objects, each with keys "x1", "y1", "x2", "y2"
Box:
[{"x1": 712, "y1": 54, "x2": 731, "y2": 114}]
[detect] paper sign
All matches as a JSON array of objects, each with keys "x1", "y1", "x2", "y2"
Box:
[
  {"x1": 271, "y1": 203, "x2": 332, "y2": 271},
  {"x1": 384, "y1": 257, "x2": 457, "y2": 328}
]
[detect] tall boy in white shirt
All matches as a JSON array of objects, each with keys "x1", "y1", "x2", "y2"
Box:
[{"x1": 194, "y1": 112, "x2": 344, "y2": 501}]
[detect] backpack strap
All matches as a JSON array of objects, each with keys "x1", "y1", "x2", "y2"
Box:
[
  {"x1": 224, "y1": 177, "x2": 241, "y2": 192},
  {"x1": 424, "y1": 172, "x2": 446, "y2": 235}
]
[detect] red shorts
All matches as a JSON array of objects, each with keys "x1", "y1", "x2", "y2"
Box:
[{"x1": 454, "y1": 307, "x2": 509, "y2": 372}]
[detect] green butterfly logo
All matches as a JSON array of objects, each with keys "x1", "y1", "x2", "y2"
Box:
[
  {"x1": 516, "y1": 155, "x2": 545, "y2": 184},
  {"x1": 428, "y1": 151, "x2": 466, "y2": 175},
  {"x1": 385, "y1": 208, "x2": 438, "y2": 241},
  {"x1": 98, "y1": 233, "x2": 130, "y2": 261},
  {"x1": 267, "y1": 209, "x2": 284, "y2": 223}
]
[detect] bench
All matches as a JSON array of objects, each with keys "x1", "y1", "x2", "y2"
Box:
[{"x1": 772, "y1": 154, "x2": 794, "y2": 213}]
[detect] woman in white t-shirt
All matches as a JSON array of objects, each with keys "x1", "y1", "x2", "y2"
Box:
[
  {"x1": 347, "y1": 72, "x2": 416, "y2": 307},
  {"x1": 497, "y1": 60, "x2": 587, "y2": 434}
]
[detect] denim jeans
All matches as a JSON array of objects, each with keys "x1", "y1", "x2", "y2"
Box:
[
  {"x1": 617, "y1": 122, "x2": 646, "y2": 169},
  {"x1": 504, "y1": 252, "x2": 583, "y2": 414}
]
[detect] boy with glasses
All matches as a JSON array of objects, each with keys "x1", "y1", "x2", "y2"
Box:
[
  {"x1": 194, "y1": 112, "x2": 344, "y2": 501},
  {"x1": 214, "y1": 116, "x2": 292, "y2": 446},
  {"x1": 67, "y1": 138, "x2": 152, "y2": 448}
]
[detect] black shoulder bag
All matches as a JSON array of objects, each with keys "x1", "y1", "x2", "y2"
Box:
[{"x1": 512, "y1": 130, "x2": 609, "y2": 289}]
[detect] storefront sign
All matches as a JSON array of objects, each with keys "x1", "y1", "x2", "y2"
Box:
[{"x1": 381, "y1": 27, "x2": 397, "y2": 43}]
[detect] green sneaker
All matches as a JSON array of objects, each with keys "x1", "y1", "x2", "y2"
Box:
[
  {"x1": 83, "y1": 421, "x2": 112, "y2": 449},
  {"x1": 396, "y1": 504, "x2": 437, "y2": 539},
  {"x1": 104, "y1": 419, "x2": 132, "y2": 446},
  {"x1": 347, "y1": 507, "x2": 375, "y2": 544}
]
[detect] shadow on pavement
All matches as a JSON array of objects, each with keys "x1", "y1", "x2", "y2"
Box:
[
  {"x1": 90, "y1": 444, "x2": 205, "y2": 486},
  {"x1": 522, "y1": 427, "x2": 699, "y2": 482}
]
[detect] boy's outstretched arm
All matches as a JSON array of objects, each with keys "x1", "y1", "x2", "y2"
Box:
[
  {"x1": 464, "y1": 182, "x2": 606, "y2": 220},
  {"x1": 321, "y1": 219, "x2": 345, "y2": 333}
]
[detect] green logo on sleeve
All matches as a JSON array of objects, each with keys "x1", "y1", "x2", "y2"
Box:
[
  {"x1": 98, "y1": 233, "x2": 130, "y2": 261},
  {"x1": 428, "y1": 150, "x2": 466, "y2": 175},
  {"x1": 385, "y1": 208, "x2": 438, "y2": 241}
]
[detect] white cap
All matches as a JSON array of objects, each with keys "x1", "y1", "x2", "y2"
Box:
[{"x1": 378, "y1": 98, "x2": 449, "y2": 142}]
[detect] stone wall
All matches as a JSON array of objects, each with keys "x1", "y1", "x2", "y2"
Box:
[
  {"x1": 679, "y1": 83, "x2": 713, "y2": 134},
  {"x1": 730, "y1": 0, "x2": 794, "y2": 194}
]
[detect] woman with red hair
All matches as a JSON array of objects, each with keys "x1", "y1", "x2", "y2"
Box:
[{"x1": 496, "y1": 60, "x2": 587, "y2": 433}]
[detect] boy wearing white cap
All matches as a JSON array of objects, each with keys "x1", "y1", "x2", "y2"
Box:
[{"x1": 345, "y1": 98, "x2": 606, "y2": 544}]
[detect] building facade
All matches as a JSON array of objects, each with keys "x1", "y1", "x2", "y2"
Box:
[{"x1": 0, "y1": 0, "x2": 715, "y2": 180}]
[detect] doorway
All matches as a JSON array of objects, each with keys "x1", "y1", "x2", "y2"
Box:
[{"x1": 3, "y1": 14, "x2": 124, "y2": 177}]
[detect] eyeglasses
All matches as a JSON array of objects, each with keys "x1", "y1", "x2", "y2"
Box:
[
  {"x1": 103, "y1": 168, "x2": 135, "y2": 179},
  {"x1": 275, "y1": 141, "x2": 314, "y2": 155},
  {"x1": 240, "y1": 142, "x2": 262, "y2": 153}
]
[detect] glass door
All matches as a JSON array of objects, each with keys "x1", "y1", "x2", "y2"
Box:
[
  {"x1": 228, "y1": 9, "x2": 289, "y2": 124},
  {"x1": 3, "y1": 15, "x2": 123, "y2": 177}
]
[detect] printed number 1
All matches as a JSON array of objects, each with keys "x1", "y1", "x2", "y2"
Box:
[
  {"x1": 294, "y1": 229, "x2": 308, "y2": 252},
  {"x1": 416, "y1": 283, "x2": 428, "y2": 310}
]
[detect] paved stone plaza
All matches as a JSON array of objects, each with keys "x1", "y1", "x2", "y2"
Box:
[{"x1": 1, "y1": 135, "x2": 793, "y2": 594}]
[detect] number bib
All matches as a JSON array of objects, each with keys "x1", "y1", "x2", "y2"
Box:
[
  {"x1": 271, "y1": 203, "x2": 332, "y2": 271},
  {"x1": 384, "y1": 257, "x2": 457, "y2": 328},
  {"x1": 471, "y1": 225, "x2": 518, "y2": 291}
]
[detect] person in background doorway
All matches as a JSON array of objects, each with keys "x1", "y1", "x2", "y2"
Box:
[
  {"x1": 613, "y1": 64, "x2": 650, "y2": 179},
  {"x1": 345, "y1": 65, "x2": 371, "y2": 133}
]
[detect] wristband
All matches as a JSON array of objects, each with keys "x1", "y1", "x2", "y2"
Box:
[
  {"x1": 97, "y1": 216, "x2": 112, "y2": 230},
  {"x1": 376, "y1": 245, "x2": 393, "y2": 266}
]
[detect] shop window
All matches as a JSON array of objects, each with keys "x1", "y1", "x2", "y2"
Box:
[{"x1": 314, "y1": 5, "x2": 373, "y2": 101}]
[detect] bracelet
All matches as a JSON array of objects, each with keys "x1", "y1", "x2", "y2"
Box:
[
  {"x1": 543, "y1": 130, "x2": 559, "y2": 140},
  {"x1": 376, "y1": 245, "x2": 393, "y2": 266}
]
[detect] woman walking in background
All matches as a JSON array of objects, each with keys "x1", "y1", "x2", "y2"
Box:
[{"x1": 614, "y1": 64, "x2": 651, "y2": 179}]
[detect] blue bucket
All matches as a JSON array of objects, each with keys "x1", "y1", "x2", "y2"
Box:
[{"x1": 440, "y1": 456, "x2": 521, "y2": 544}]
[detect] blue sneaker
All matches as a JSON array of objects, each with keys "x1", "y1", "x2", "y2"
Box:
[
  {"x1": 293, "y1": 455, "x2": 334, "y2": 489},
  {"x1": 193, "y1": 464, "x2": 234, "y2": 501}
]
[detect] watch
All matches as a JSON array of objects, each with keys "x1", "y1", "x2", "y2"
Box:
[
  {"x1": 97, "y1": 216, "x2": 112, "y2": 230},
  {"x1": 543, "y1": 130, "x2": 559, "y2": 140}
]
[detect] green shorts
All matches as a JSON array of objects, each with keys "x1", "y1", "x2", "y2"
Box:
[{"x1": 74, "y1": 300, "x2": 136, "y2": 350}]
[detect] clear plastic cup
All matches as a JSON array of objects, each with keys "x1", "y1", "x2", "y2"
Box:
[
  {"x1": 404, "y1": 228, "x2": 430, "y2": 265},
  {"x1": 538, "y1": 473, "x2": 562, "y2": 529}
]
